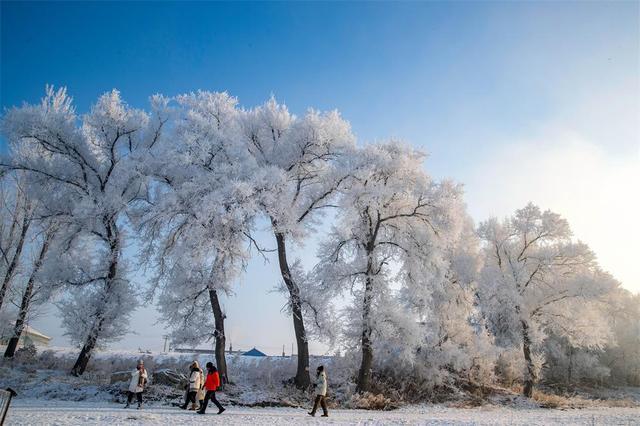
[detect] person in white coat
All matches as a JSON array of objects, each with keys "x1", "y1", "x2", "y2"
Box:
[
  {"x1": 308, "y1": 365, "x2": 328, "y2": 417},
  {"x1": 196, "y1": 366, "x2": 206, "y2": 409},
  {"x1": 181, "y1": 361, "x2": 203, "y2": 410},
  {"x1": 124, "y1": 360, "x2": 148, "y2": 409}
]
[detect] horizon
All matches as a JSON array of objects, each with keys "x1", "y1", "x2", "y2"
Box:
[{"x1": 1, "y1": 1, "x2": 638, "y2": 354}]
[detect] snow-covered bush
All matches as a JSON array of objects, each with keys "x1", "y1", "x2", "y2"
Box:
[
  {"x1": 13, "y1": 345, "x2": 37, "y2": 364},
  {"x1": 495, "y1": 348, "x2": 525, "y2": 387},
  {"x1": 542, "y1": 335, "x2": 611, "y2": 386}
]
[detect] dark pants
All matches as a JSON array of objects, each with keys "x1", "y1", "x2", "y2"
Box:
[
  {"x1": 199, "y1": 390, "x2": 224, "y2": 413},
  {"x1": 181, "y1": 390, "x2": 197, "y2": 408},
  {"x1": 126, "y1": 391, "x2": 142, "y2": 405},
  {"x1": 311, "y1": 394, "x2": 328, "y2": 416}
]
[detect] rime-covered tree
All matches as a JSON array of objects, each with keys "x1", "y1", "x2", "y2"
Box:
[
  {"x1": 1, "y1": 87, "x2": 167, "y2": 375},
  {"x1": 0, "y1": 174, "x2": 34, "y2": 311},
  {"x1": 477, "y1": 203, "x2": 615, "y2": 397},
  {"x1": 238, "y1": 98, "x2": 355, "y2": 388},
  {"x1": 599, "y1": 288, "x2": 640, "y2": 385},
  {"x1": 398, "y1": 215, "x2": 497, "y2": 390},
  {"x1": 314, "y1": 142, "x2": 468, "y2": 392},
  {"x1": 136, "y1": 92, "x2": 354, "y2": 387},
  {"x1": 3, "y1": 221, "x2": 59, "y2": 358},
  {"x1": 135, "y1": 92, "x2": 261, "y2": 382},
  {"x1": 1, "y1": 174, "x2": 76, "y2": 358}
]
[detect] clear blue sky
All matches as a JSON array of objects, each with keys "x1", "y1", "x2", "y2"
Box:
[{"x1": 1, "y1": 1, "x2": 638, "y2": 354}]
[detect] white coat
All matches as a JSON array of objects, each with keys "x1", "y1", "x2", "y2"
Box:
[
  {"x1": 197, "y1": 370, "x2": 206, "y2": 401},
  {"x1": 188, "y1": 369, "x2": 202, "y2": 391},
  {"x1": 128, "y1": 368, "x2": 148, "y2": 393},
  {"x1": 315, "y1": 371, "x2": 327, "y2": 396}
]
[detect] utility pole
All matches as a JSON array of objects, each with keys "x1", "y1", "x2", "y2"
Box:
[
  {"x1": 162, "y1": 335, "x2": 169, "y2": 353},
  {"x1": 282, "y1": 344, "x2": 285, "y2": 357}
]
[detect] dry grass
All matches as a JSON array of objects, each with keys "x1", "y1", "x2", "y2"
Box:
[
  {"x1": 531, "y1": 390, "x2": 640, "y2": 409},
  {"x1": 348, "y1": 392, "x2": 398, "y2": 410},
  {"x1": 531, "y1": 390, "x2": 575, "y2": 408},
  {"x1": 593, "y1": 397, "x2": 638, "y2": 408}
]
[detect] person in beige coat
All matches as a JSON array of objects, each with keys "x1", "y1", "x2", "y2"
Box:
[
  {"x1": 308, "y1": 365, "x2": 328, "y2": 417},
  {"x1": 124, "y1": 360, "x2": 148, "y2": 409},
  {"x1": 181, "y1": 361, "x2": 203, "y2": 410},
  {"x1": 196, "y1": 367, "x2": 206, "y2": 409}
]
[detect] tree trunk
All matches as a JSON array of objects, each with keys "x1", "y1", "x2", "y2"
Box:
[
  {"x1": 0, "y1": 205, "x2": 31, "y2": 311},
  {"x1": 70, "y1": 316, "x2": 105, "y2": 376},
  {"x1": 567, "y1": 346, "x2": 573, "y2": 385},
  {"x1": 521, "y1": 319, "x2": 536, "y2": 397},
  {"x1": 356, "y1": 251, "x2": 375, "y2": 393},
  {"x1": 4, "y1": 230, "x2": 53, "y2": 358},
  {"x1": 274, "y1": 231, "x2": 310, "y2": 389},
  {"x1": 208, "y1": 288, "x2": 228, "y2": 385},
  {"x1": 71, "y1": 218, "x2": 120, "y2": 376},
  {"x1": 356, "y1": 276, "x2": 374, "y2": 393}
]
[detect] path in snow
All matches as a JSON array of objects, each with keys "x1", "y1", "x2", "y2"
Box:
[{"x1": 5, "y1": 400, "x2": 640, "y2": 425}]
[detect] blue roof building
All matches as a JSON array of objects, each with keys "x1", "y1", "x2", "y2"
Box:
[{"x1": 242, "y1": 347, "x2": 267, "y2": 357}]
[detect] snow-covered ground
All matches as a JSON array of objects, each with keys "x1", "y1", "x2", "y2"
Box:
[
  {"x1": 5, "y1": 400, "x2": 640, "y2": 426},
  {"x1": 2, "y1": 348, "x2": 639, "y2": 425}
]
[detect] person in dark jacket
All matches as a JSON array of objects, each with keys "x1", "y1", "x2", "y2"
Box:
[{"x1": 197, "y1": 362, "x2": 225, "y2": 415}]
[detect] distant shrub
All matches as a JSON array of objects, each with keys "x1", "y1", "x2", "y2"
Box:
[{"x1": 14, "y1": 345, "x2": 37, "y2": 364}]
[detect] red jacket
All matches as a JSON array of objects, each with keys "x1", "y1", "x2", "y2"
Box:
[{"x1": 204, "y1": 371, "x2": 220, "y2": 391}]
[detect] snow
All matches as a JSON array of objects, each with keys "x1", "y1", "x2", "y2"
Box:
[{"x1": 5, "y1": 400, "x2": 639, "y2": 425}]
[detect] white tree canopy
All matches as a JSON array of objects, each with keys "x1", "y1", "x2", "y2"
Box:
[
  {"x1": 477, "y1": 203, "x2": 617, "y2": 395},
  {"x1": 1, "y1": 86, "x2": 168, "y2": 374}
]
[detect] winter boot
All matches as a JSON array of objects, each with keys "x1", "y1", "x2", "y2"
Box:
[
  {"x1": 217, "y1": 407, "x2": 225, "y2": 415},
  {"x1": 137, "y1": 403, "x2": 143, "y2": 410},
  {"x1": 124, "y1": 403, "x2": 130, "y2": 409},
  {"x1": 189, "y1": 403, "x2": 197, "y2": 410}
]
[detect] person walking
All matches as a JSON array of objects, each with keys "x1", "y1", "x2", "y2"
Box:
[
  {"x1": 308, "y1": 365, "x2": 328, "y2": 417},
  {"x1": 181, "y1": 361, "x2": 202, "y2": 410},
  {"x1": 124, "y1": 360, "x2": 148, "y2": 409},
  {"x1": 196, "y1": 366, "x2": 206, "y2": 410},
  {"x1": 197, "y1": 362, "x2": 225, "y2": 415}
]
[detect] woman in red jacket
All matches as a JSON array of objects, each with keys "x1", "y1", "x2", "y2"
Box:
[{"x1": 197, "y1": 362, "x2": 225, "y2": 415}]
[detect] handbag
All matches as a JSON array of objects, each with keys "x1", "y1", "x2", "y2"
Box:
[{"x1": 197, "y1": 387, "x2": 206, "y2": 401}]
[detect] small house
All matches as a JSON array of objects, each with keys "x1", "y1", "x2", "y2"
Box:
[{"x1": 0, "y1": 325, "x2": 51, "y2": 348}]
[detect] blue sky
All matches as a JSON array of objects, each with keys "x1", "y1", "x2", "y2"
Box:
[{"x1": 1, "y1": 1, "x2": 638, "y2": 354}]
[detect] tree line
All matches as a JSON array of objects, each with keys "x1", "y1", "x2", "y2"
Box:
[{"x1": 1, "y1": 88, "x2": 638, "y2": 397}]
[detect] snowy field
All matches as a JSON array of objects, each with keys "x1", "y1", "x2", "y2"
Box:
[
  {"x1": 5, "y1": 400, "x2": 640, "y2": 426},
  {"x1": 2, "y1": 350, "x2": 640, "y2": 425}
]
